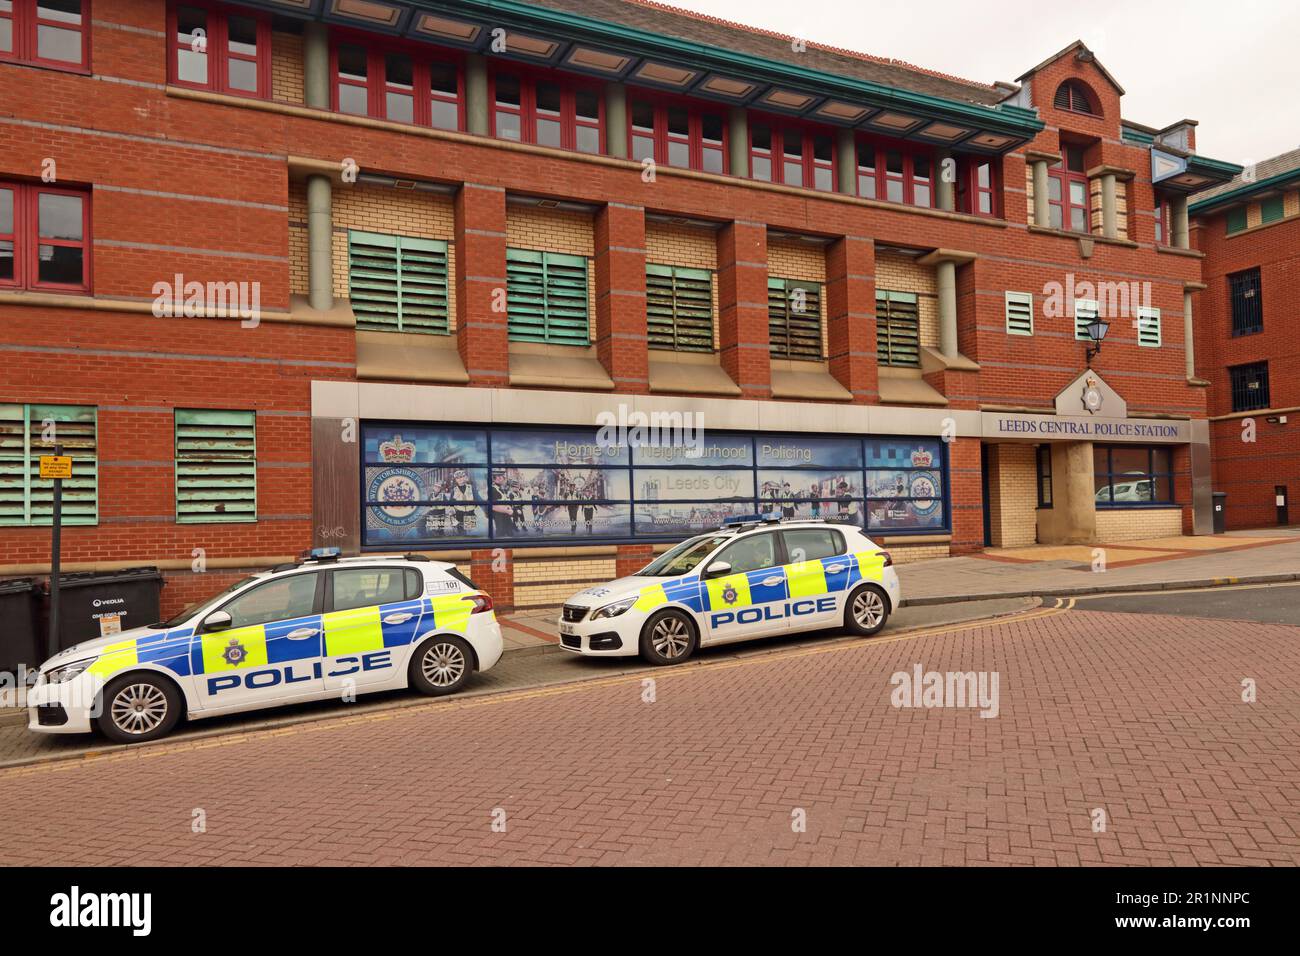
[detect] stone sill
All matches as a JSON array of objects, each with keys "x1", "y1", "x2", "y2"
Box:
[
  {"x1": 1026, "y1": 225, "x2": 1139, "y2": 249},
  {"x1": 1155, "y1": 244, "x2": 1204, "y2": 258},
  {"x1": 0, "y1": 290, "x2": 354, "y2": 329}
]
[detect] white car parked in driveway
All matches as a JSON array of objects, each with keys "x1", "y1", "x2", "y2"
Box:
[
  {"x1": 557, "y1": 515, "x2": 902, "y2": 665},
  {"x1": 27, "y1": 550, "x2": 503, "y2": 743}
]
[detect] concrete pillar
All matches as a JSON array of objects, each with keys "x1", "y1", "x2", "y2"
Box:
[
  {"x1": 1171, "y1": 194, "x2": 1190, "y2": 249},
  {"x1": 1100, "y1": 173, "x2": 1117, "y2": 239},
  {"x1": 303, "y1": 22, "x2": 329, "y2": 110},
  {"x1": 593, "y1": 203, "x2": 647, "y2": 391},
  {"x1": 465, "y1": 54, "x2": 489, "y2": 136},
  {"x1": 936, "y1": 259, "x2": 958, "y2": 358},
  {"x1": 836, "y1": 129, "x2": 855, "y2": 195},
  {"x1": 1038, "y1": 441, "x2": 1097, "y2": 544},
  {"x1": 728, "y1": 107, "x2": 748, "y2": 178},
  {"x1": 1032, "y1": 160, "x2": 1050, "y2": 227},
  {"x1": 604, "y1": 83, "x2": 627, "y2": 159},
  {"x1": 1183, "y1": 288, "x2": 1196, "y2": 379},
  {"x1": 825, "y1": 235, "x2": 876, "y2": 402},
  {"x1": 935, "y1": 150, "x2": 955, "y2": 212},
  {"x1": 306, "y1": 174, "x2": 333, "y2": 312},
  {"x1": 716, "y1": 221, "x2": 769, "y2": 398}
]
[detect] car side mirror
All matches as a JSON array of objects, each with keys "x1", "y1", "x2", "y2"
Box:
[
  {"x1": 202, "y1": 610, "x2": 232, "y2": 633},
  {"x1": 704, "y1": 561, "x2": 732, "y2": 579}
]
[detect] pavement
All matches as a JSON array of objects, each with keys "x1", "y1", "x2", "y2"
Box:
[{"x1": 1, "y1": 589, "x2": 1296, "y2": 866}]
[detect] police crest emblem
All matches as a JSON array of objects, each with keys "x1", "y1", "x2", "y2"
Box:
[
  {"x1": 222, "y1": 638, "x2": 248, "y2": 667},
  {"x1": 722, "y1": 584, "x2": 739, "y2": 605}
]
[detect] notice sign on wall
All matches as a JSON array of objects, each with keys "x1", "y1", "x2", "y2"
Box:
[{"x1": 39, "y1": 455, "x2": 73, "y2": 480}]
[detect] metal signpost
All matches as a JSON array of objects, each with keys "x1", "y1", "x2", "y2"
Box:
[{"x1": 40, "y1": 446, "x2": 72, "y2": 661}]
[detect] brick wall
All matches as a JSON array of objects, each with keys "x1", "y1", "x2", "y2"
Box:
[
  {"x1": 986, "y1": 444, "x2": 1038, "y2": 547},
  {"x1": 271, "y1": 31, "x2": 304, "y2": 105},
  {"x1": 1094, "y1": 508, "x2": 1183, "y2": 541},
  {"x1": 876, "y1": 250, "x2": 940, "y2": 350},
  {"x1": 506, "y1": 204, "x2": 597, "y2": 340}
]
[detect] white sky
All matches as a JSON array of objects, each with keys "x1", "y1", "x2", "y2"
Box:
[{"x1": 662, "y1": 0, "x2": 1299, "y2": 164}]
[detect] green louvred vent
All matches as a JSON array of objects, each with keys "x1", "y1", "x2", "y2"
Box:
[
  {"x1": 349, "y1": 230, "x2": 450, "y2": 334},
  {"x1": 506, "y1": 248, "x2": 590, "y2": 345},
  {"x1": 876, "y1": 290, "x2": 921, "y2": 367},
  {"x1": 0, "y1": 404, "x2": 98, "y2": 526},
  {"x1": 646, "y1": 264, "x2": 714, "y2": 352},
  {"x1": 175, "y1": 409, "x2": 257, "y2": 523},
  {"x1": 768, "y1": 278, "x2": 823, "y2": 360}
]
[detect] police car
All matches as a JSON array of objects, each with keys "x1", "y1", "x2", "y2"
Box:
[
  {"x1": 26, "y1": 550, "x2": 503, "y2": 744},
  {"x1": 557, "y1": 515, "x2": 901, "y2": 664}
]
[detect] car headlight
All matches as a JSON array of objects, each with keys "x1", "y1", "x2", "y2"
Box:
[
  {"x1": 590, "y1": 596, "x2": 637, "y2": 620},
  {"x1": 45, "y1": 659, "x2": 94, "y2": 685}
]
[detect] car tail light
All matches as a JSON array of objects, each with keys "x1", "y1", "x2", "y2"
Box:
[
  {"x1": 463, "y1": 592, "x2": 493, "y2": 614},
  {"x1": 877, "y1": 551, "x2": 893, "y2": 567}
]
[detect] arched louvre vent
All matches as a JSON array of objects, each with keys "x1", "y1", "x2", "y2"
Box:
[{"x1": 1054, "y1": 81, "x2": 1095, "y2": 115}]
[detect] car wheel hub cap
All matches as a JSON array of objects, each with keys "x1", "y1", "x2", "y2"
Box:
[
  {"x1": 652, "y1": 618, "x2": 690, "y2": 659},
  {"x1": 111, "y1": 684, "x2": 168, "y2": 735},
  {"x1": 853, "y1": 591, "x2": 884, "y2": 628},
  {"x1": 423, "y1": 644, "x2": 466, "y2": 687}
]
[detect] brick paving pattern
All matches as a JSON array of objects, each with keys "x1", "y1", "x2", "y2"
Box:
[{"x1": 0, "y1": 607, "x2": 1296, "y2": 866}]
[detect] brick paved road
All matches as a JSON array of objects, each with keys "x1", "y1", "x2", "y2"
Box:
[{"x1": 0, "y1": 605, "x2": 1296, "y2": 866}]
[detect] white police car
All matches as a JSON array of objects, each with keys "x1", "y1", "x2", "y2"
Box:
[
  {"x1": 558, "y1": 516, "x2": 901, "y2": 665},
  {"x1": 27, "y1": 550, "x2": 503, "y2": 743}
]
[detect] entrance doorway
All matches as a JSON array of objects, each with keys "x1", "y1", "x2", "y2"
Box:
[{"x1": 1277, "y1": 486, "x2": 1290, "y2": 527}]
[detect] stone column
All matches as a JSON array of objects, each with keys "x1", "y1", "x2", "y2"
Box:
[
  {"x1": 306, "y1": 175, "x2": 333, "y2": 311},
  {"x1": 836, "y1": 129, "x2": 855, "y2": 195},
  {"x1": 936, "y1": 259, "x2": 958, "y2": 358},
  {"x1": 1032, "y1": 160, "x2": 1050, "y2": 227},
  {"x1": 303, "y1": 22, "x2": 329, "y2": 109},
  {"x1": 1184, "y1": 287, "x2": 1197, "y2": 379},
  {"x1": 465, "y1": 54, "x2": 489, "y2": 136},
  {"x1": 935, "y1": 150, "x2": 955, "y2": 212},
  {"x1": 728, "y1": 107, "x2": 748, "y2": 178},
  {"x1": 1171, "y1": 194, "x2": 1190, "y2": 249},
  {"x1": 605, "y1": 83, "x2": 627, "y2": 159},
  {"x1": 1100, "y1": 173, "x2": 1117, "y2": 239}
]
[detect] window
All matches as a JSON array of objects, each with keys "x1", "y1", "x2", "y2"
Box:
[
  {"x1": 218, "y1": 573, "x2": 319, "y2": 629},
  {"x1": 0, "y1": 0, "x2": 88, "y2": 70},
  {"x1": 1260, "y1": 196, "x2": 1285, "y2": 225},
  {"x1": 1048, "y1": 146, "x2": 1090, "y2": 232},
  {"x1": 491, "y1": 71, "x2": 602, "y2": 154},
  {"x1": 767, "y1": 278, "x2": 822, "y2": 360},
  {"x1": 0, "y1": 181, "x2": 90, "y2": 292},
  {"x1": 750, "y1": 120, "x2": 835, "y2": 191},
  {"x1": 1228, "y1": 268, "x2": 1262, "y2": 336},
  {"x1": 1073, "y1": 298, "x2": 1099, "y2": 340},
  {"x1": 348, "y1": 231, "x2": 450, "y2": 334},
  {"x1": 960, "y1": 159, "x2": 997, "y2": 217},
  {"x1": 1053, "y1": 80, "x2": 1096, "y2": 115},
  {"x1": 505, "y1": 248, "x2": 589, "y2": 345},
  {"x1": 716, "y1": 531, "x2": 779, "y2": 574},
  {"x1": 1136, "y1": 307, "x2": 1161, "y2": 347},
  {"x1": 1036, "y1": 445, "x2": 1053, "y2": 509},
  {"x1": 1094, "y1": 446, "x2": 1174, "y2": 506},
  {"x1": 781, "y1": 527, "x2": 844, "y2": 563},
  {"x1": 331, "y1": 38, "x2": 463, "y2": 130},
  {"x1": 168, "y1": 2, "x2": 268, "y2": 97},
  {"x1": 331, "y1": 567, "x2": 420, "y2": 612},
  {"x1": 628, "y1": 97, "x2": 727, "y2": 174},
  {"x1": 856, "y1": 140, "x2": 934, "y2": 207},
  {"x1": 1005, "y1": 291, "x2": 1033, "y2": 336},
  {"x1": 175, "y1": 408, "x2": 256, "y2": 523},
  {"x1": 1225, "y1": 207, "x2": 1247, "y2": 235},
  {"x1": 0, "y1": 403, "x2": 97, "y2": 526},
  {"x1": 876, "y1": 290, "x2": 920, "y2": 367},
  {"x1": 645, "y1": 264, "x2": 713, "y2": 352},
  {"x1": 1153, "y1": 194, "x2": 1170, "y2": 245},
  {"x1": 1229, "y1": 361, "x2": 1270, "y2": 412}
]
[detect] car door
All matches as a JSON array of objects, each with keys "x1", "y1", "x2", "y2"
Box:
[
  {"x1": 193, "y1": 571, "x2": 325, "y2": 711},
  {"x1": 701, "y1": 531, "x2": 789, "y2": 644},
  {"x1": 780, "y1": 527, "x2": 850, "y2": 630},
  {"x1": 321, "y1": 566, "x2": 426, "y2": 694}
]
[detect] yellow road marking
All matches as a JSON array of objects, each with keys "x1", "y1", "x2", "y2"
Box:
[{"x1": 2, "y1": 603, "x2": 1067, "y2": 779}]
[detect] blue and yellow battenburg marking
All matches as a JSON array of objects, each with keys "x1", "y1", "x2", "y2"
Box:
[{"x1": 86, "y1": 628, "x2": 195, "y2": 681}]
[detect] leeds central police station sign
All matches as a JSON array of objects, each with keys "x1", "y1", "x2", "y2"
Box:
[{"x1": 982, "y1": 411, "x2": 1188, "y2": 443}]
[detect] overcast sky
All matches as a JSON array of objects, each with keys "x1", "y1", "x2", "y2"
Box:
[{"x1": 664, "y1": 0, "x2": 1298, "y2": 164}]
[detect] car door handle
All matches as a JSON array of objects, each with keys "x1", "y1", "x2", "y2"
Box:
[
  {"x1": 286, "y1": 627, "x2": 319, "y2": 640},
  {"x1": 761, "y1": 575, "x2": 783, "y2": 587},
  {"x1": 827, "y1": 563, "x2": 846, "y2": 573},
  {"x1": 382, "y1": 612, "x2": 414, "y2": 625}
]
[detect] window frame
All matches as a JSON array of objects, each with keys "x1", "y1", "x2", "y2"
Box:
[
  {"x1": 214, "y1": 570, "x2": 323, "y2": 631},
  {"x1": 329, "y1": 29, "x2": 465, "y2": 131},
  {"x1": 0, "y1": 180, "x2": 91, "y2": 293},
  {"x1": 714, "y1": 530, "x2": 784, "y2": 575},
  {"x1": 960, "y1": 157, "x2": 998, "y2": 217},
  {"x1": 749, "y1": 114, "x2": 837, "y2": 193},
  {"x1": 167, "y1": 1, "x2": 271, "y2": 99},
  {"x1": 1048, "y1": 147, "x2": 1090, "y2": 233},
  {"x1": 1228, "y1": 361, "x2": 1270, "y2": 413},
  {"x1": 1, "y1": 0, "x2": 91, "y2": 73},
  {"x1": 1036, "y1": 445, "x2": 1053, "y2": 509},
  {"x1": 854, "y1": 136, "x2": 935, "y2": 208},
  {"x1": 1093, "y1": 445, "x2": 1176, "y2": 508},
  {"x1": 1228, "y1": 267, "x2": 1263, "y2": 337},
  {"x1": 488, "y1": 65, "x2": 604, "y2": 154},
  {"x1": 626, "y1": 90, "x2": 728, "y2": 175}
]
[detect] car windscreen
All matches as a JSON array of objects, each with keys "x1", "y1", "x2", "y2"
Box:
[
  {"x1": 636, "y1": 535, "x2": 730, "y2": 576},
  {"x1": 149, "y1": 575, "x2": 258, "y2": 629}
]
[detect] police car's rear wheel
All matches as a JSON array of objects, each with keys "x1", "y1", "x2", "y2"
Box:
[
  {"x1": 409, "y1": 635, "x2": 473, "y2": 696},
  {"x1": 96, "y1": 673, "x2": 182, "y2": 744},
  {"x1": 639, "y1": 610, "x2": 698, "y2": 666},
  {"x1": 846, "y1": 584, "x2": 889, "y2": 636}
]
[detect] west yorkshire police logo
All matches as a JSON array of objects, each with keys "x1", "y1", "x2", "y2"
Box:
[
  {"x1": 722, "y1": 584, "x2": 739, "y2": 605},
  {"x1": 221, "y1": 638, "x2": 248, "y2": 667}
]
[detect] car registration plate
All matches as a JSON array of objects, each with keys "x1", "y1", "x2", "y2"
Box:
[{"x1": 559, "y1": 622, "x2": 576, "y2": 636}]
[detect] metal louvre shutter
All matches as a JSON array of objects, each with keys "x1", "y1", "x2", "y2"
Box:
[
  {"x1": 506, "y1": 248, "x2": 590, "y2": 345},
  {"x1": 646, "y1": 264, "x2": 714, "y2": 352},
  {"x1": 1074, "y1": 298, "x2": 1098, "y2": 339},
  {"x1": 175, "y1": 409, "x2": 257, "y2": 524},
  {"x1": 348, "y1": 231, "x2": 450, "y2": 334},
  {"x1": 1137, "y1": 307, "x2": 1161, "y2": 347},
  {"x1": 876, "y1": 290, "x2": 920, "y2": 367},
  {"x1": 768, "y1": 278, "x2": 823, "y2": 360},
  {"x1": 0, "y1": 404, "x2": 98, "y2": 526},
  {"x1": 1005, "y1": 291, "x2": 1033, "y2": 336}
]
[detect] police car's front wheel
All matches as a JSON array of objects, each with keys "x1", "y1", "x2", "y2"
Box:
[
  {"x1": 845, "y1": 584, "x2": 890, "y2": 636},
  {"x1": 639, "y1": 609, "x2": 698, "y2": 666},
  {"x1": 409, "y1": 635, "x2": 474, "y2": 696},
  {"x1": 96, "y1": 673, "x2": 183, "y2": 744}
]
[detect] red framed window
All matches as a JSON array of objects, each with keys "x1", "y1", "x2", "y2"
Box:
[
  {"x1": 168, "y1": 2, "x2": 270, "y2": 98},
  {"x1": 958, "y1": 158, "x2": 998, "y2": 217},
  {"x1": 330, "y1": 34, "x2": 464, "y2": 131},
  {"x1": 490, "y1": 69, "x2": 603, "y2": 154},
  {"x1": 749, "y1": 118, "x2": 835, "y2": 192},
  {"x1": 0, "y1": 181, "x2": 91, "y2": 293},
  {"x1": 1047, "y1": 145, "x2": 1090, "y2": 232},
  {"x1": 1153, "y1": 193, "x2": 1171, "y2": 245},
  {"x1": 1, "y1": 0, "x2": 89, "y2": 71},
  {"x1": 855, "y1": 139, "x2": 934, "y2": 207},
  {"x1": 627, "y1": 95, "x2": 727, "y2": 174}
]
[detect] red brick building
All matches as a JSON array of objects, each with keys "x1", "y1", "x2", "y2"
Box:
[
  {"x1": 1191, "y1": 149, "x2": 1300, "y2": 530},
  {"x1": 0, "y1": 0, "x2": 1241, "y2": 614}
]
